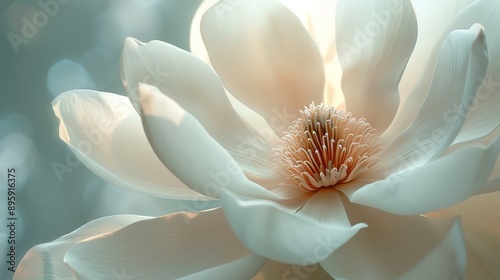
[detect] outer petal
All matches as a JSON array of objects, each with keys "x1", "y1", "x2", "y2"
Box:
[
  {"x1": 220, "y1": 188, "x2": 367, "y2": 265},
  {"x1": 201, "y1": 0, "x2": 325, "y2": 134},
  {"x1": 138, "y1": 84, "x2": 280, "y2": 200},
  {"x1": 64, "y1": 209, "x2": 266, "y2": 279},
  {"x1": 321, "y1": 202, "x2": 466, "y2": 280},
  {"x1": 400, "y1": 0, "x2": 477, "y2": 104},
  {"x1": 380, "y1": 24, "x2": 488, "y2": 171},
  {"x1": 52, "y1": 90, "x2": 206, "y2": 200},
  {"x1": 347, "y1": 136, "x2": 500, "y2": 215},
  {"x1": 449, "y1": 0, "x2": 500, "y2": 145},
  {"x1": 392, "y1": 0, "x2": 500, "y2": 145},
  {"x1": 121, "y1": 37, "x2": 275, "y2": 178},
  {"x1": 427, "y1": 192, "x2": 500, "y2": 279},
  {"x1": 335, "y1": 0, "x2": 417, "y2": 132},
  {"x1": 447, "y1": 126, "x2": 500, "y2": 196},
  {"x1": 13, "y1": 215, "x2": 147, "y2": 280}
]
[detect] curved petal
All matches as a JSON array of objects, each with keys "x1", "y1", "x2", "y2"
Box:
[
  {"x1": 190, "y1": 0, "x2": 282, "y2": 148},
  {"x1": 138, "y1": 84, "x2": 280, "y2": 200},
  {"x1": 201, "y1": 0, "x2": 325, "y2": 134},
  {"x1": 190, "y1": 0, "x2": 344, "y2": 127},
  {"x1": 335, "y1": 0, "x2": 417, "y2": 132},
  {"x1": 348, "y1": 135, "x2": 500, "y2": 215},
  {"x1": 399, "y1": 0, "x2": 477, "y2": 104},
  {"x1": 13, "y1": 215, "x2": 148, "y2": 280},
  {"x1": 189, "y1": 0, "x2": 217, "y2": 65},
  {"x1": 121, "y1": 37, "x2": 276, "y2": 178},
  {"x1": 278, "y1": 0, "x2": 336, "y2": 55},
  {"x1": 181, "y1": 255, "x2": 265, "y2": 280},
  {"x1": 279, "y1": 0, "x2": 344, "y2": 109},
  {"x1": 220, "y1": 188, "x2": 367, "y2": 265},
  {"x1": 64, "y1": 209, "x2": 267, "y2": 279},
  {"x1": 446, "y1": 126, "x2": 500, "y2": 196},
  {"x1": 52, "y1": 90, "x2": 207, "y2": 200},
  {"x1": 379, "y1": 24, "x2": 489, "y2": 171},
  {"x1": 251, "y1": 260, "x2": 332, "y2": 280},
  {"x1": 427, "y1": 191, "x2": 500, "y2": 279},
  {"x1": 321, "y1": 202, "x2": 466, "y2": 280},
  {"x1": 392, "y1": 0, "x2": 500, "y2": 146},
  {"x1": 454, "y1": 119, "x2": 500, "y2": 145},
  {"x1": 449, "y1": 0, "x2": 500, "y2": 145}
]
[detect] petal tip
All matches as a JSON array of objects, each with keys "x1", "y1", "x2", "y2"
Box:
[{"x1": 124, "y1": 37, "x2": 144, "y2": 51}]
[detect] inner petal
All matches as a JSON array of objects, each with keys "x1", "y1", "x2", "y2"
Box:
[{"x1": 273, "y1": 103, "x2": 384, "y2": 191}]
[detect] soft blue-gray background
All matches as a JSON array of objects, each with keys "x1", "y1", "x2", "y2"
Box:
[{"x1": 0, "y1": 1, "x2": 205, "y2": 279}]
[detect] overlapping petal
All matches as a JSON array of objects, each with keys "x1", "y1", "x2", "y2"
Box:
[
  {"x1": 380, "y1": 24, "x2": 489, "y2": 171},
  {"x1": 335, "y1": 0, "x2": 417, "y2": 132},
  {"x1": 320, "y1": 202, "x2": 466, "y2": 279},
  {"x1": 38, "y1": 1, "x2": 500, "y2": 279},
  {"x1": 52, "y1": 90, "x2": 206, "y2": 199},
  {"x1": 449, "y1": 0, "x2": 500, "y2": 145},
  {"x1": 344, "y1": 136, "x2": 500, "y2": 215},
  {"x1": 201, "y1": 0, "x2": 325, "y2": 134},
  {"x1": 221, "y1": 188, "x2": 366, "y2": 265},
  {"x1": 428, "y1": 192, "x2": 500, "y2": 279},
  {"x1": 189, "y1": 0, "x2": 218, "y2": 65},
  {"x1": 392, "y1": 0, "x2": 500, "y2": 145},
  {"x1": 64, "y1": 209, "x2": 267, "y2": 279},
  {"x1": 120, "y1": 37, "x2": 276, "y2": 178},
  {"x1": 137, "y1": 83, "x2": 281, "y2": 200},
  {"x1": 280, "y1": 0, "x2": 343, "y2": 108},
  {"x1": 13, "y1": 215, "x2": 148, "y2": 280},
  {"x1": 400, "y1": 0, "x2": 477, "y2": 103}
]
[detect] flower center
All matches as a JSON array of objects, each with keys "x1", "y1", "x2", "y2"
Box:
[{"x1": 273, "y1": 102, "x2": 383, "y2": 191}]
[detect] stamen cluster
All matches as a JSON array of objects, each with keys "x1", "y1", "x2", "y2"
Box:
[{"x1": 273, "y1": 103, "x2": 383, "y2": 191}]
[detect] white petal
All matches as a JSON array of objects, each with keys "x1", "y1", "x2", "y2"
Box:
[
  {"x1": 399, "y1": 0, "x2": 476, "y2": 105},
  {"x1": 349, "y1": 136, "x2": 500, "y2": 215},
  {"x1": 190, "y1": 0, "x2": 282, "y2": 149},
  {"x1": 13, "y1": 215, "x2": 148, "y2": 280},
  {"x1": 121, "y1": 37, "x2": 276, "y2": 178},
  {"x1": 52, "y1": 90, "x2": 206, "y2": 200},
  {"x1": 279, "y1": 0, "x2": 336, "y2": 54},
  {"x1": 449, "y1": 1, "x2": 500, "y2": 145},
  {"x1": 335, "y1": 0, "x2": 417, "y2": 132},
  {"x1": 220, "y1": 188, "x2": 366, "y2": 265},
  {"x1": 64, "y1": 209, "x2": 266, "y2": 279},
  {"x1": 380, "y1": 24, "x2": 489, "y2": 171},
  {"x1": 189, "y1": 0, "x2": 218, "y2": 65},
  {"x1": 427, "y1": 192, "x2": 500, "y2": 279},
  {"x1": 201, "y1": 0, "x2": 325, "y2": 134},
  {"x1": 181, "y1": 255, "x2": 266, "y2": 280},
  {"x1": 321, "y1": 203, "x2": 466, "y2": 279},
  {"x1": 393, "y1": 0, "x2": 500, "y2": 146},
  {"x1": 138, "y1": 84, "x2": 279, "y2": 199},
  {"x1": 454, "y1": 118, "x2": 499, "y2": 145},
  {"x1": 251, "y1": 260, "x2": 332, "y2": 280},
  {"x1": 279, "y1": 0, "x2": 344, "y2": 109},
  {"x1": 447, "y1": 126, "x2": 500, "y2": 196}
]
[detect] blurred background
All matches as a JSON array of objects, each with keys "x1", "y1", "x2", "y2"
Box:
[{"x1": 0, "y1": 1, "x2": 204, "y2": 278}]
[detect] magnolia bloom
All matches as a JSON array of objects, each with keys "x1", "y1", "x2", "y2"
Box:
[{"x1": 15, "y1": 0, "x2": 500, "y2": 279}]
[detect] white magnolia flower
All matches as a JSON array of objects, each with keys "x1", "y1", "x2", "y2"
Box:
[{"x1": 16, "y1": 0, "x2": 500, "y2": 279}]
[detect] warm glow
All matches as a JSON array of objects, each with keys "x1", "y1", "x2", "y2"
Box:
[{"x1": 273, "y1": 102, "x2": 384, "y2": 191}]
